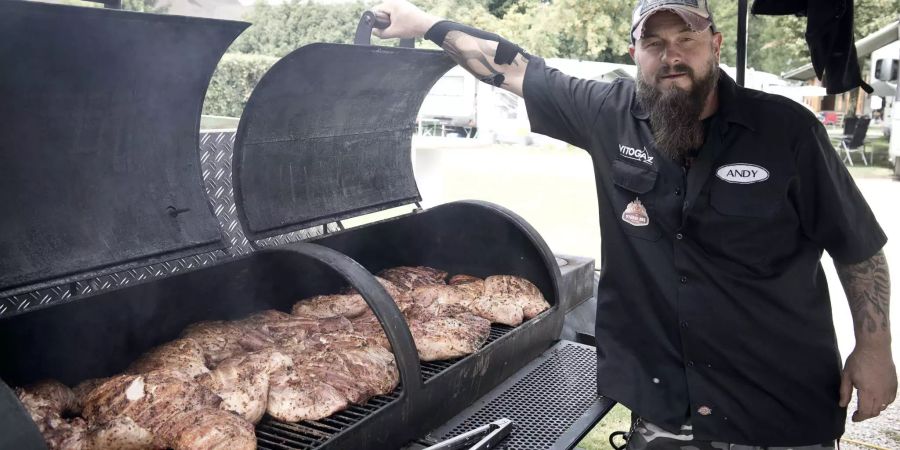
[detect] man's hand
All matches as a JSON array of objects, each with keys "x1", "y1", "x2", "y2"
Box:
[
  {"x1": 371, "y1": 0, "x2": 442, "y2": 40},
  {"x1": 840, "y1": 345, "x2": 897, "y2": 421},
  {"x1": 835, "y1": 249, "x2": 895, "y2": 421}
]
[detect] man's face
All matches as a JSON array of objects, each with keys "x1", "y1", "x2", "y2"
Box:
[
  {"x1": 629, "y1": 10, "x2": 722, "y2": 95},
  {"x1": 628, "y1": 10, "x2": 723, "y2": 159}
]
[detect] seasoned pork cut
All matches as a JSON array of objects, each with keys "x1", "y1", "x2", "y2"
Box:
[
  {"x1": 238, "y1": 309, "x2": 352, "y2": 347},
  {"x1": 378, "y1": 266, "x2": 448, "y2": 291},
  {"x1": 180, "y1": 320, "x2": 274, "y2": 366},
  {"x1": 405, "y1": 314, "x2": 490, "y2": 361},
  {"x1": 82, "y1": 370, "x2": 255, "y2": 450},
  {"x1": 291, "y1": 293, "x2": 369, "y2": 319},
  {"x1": 196, "y1": 348, "x2": 292, "y2": 424},
  {"x1": 483, "y1": 275, "x2": 550, "y2": 319},
  {"x1": 127, "y1": 338, "x2": 209, "y2": 379},
  {"x1": 267, "y1": 334, "x2": 399, "y2": 422}
]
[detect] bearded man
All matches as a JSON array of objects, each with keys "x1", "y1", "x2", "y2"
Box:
[{"x1": 372, "y1": 0, "x2": 896, "y2": 448}]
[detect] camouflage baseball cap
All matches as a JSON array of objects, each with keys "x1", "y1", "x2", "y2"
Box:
[{"x1": 632, "y1": 0, "x2": 716, "y2": 43}]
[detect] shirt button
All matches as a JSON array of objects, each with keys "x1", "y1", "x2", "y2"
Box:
[
  {"x1": 698, "y1": 406, "x2": 713, "y2": 416},
  {"x1": 680, "y1": 321, "x2": 689, "y2": 329},
  {"x1": 674, "y1": 188, "x2": 682, "y2": 196},
  {"x1": 687, "y1": 361, "x2": 695, "y2": 367},
  {"x1": 680, "y1": 276, "x2": 687, "y2": 284},
  {"x1": 675, "y1": 233, "x2": 684, "y2": 240}
]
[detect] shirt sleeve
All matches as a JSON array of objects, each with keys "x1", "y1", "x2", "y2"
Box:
[
  {"x1": 793, "y1": 122, "x2": 887, "y2": 264},
  {"x1": 522, "y1": 57, "x2": 613, "y2": 150}
]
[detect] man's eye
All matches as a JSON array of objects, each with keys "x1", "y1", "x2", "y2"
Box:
[{"x1": 645, "y1": 41, "x2": 661, "y2": 47}]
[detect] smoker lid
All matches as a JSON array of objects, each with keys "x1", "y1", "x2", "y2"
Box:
[
  {"x1": 0, "y1": 1, "x2": 247, "y2": 295},
  {"x1": 232, "y1": 43, "x2": 455, "y2": 242}
]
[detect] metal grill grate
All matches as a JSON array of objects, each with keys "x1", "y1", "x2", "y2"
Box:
[
  {"x1": 435, "y1": 342, "x2": 599, "y2": 450},
  {"x1": 420, "y1": 324, "x2": 514, "y2": 381},
  {"x1": 257, "y1": 388, "x2": 402, "y2": 450}
]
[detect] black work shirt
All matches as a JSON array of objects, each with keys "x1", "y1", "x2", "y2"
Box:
[{"x1": 523, "y1": 58, "x2": 887, "y2": 446}]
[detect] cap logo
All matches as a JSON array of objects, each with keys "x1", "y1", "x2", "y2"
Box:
[{"x1": 716, "y1": 163, "x2": 769, "y2": 184}]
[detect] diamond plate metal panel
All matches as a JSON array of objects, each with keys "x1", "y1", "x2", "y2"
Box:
[{"x1": 1, "y1": 131, "x2": 337, "y2": 318}]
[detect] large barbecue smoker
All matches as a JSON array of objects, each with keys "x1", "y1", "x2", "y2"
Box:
[{"x1": 0, "y1": 1, "x2": 608, "y2": 449}]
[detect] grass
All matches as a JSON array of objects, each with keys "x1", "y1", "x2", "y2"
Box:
[{"x1": 575, "y1": 403, "x2": 631, "y2": 450}]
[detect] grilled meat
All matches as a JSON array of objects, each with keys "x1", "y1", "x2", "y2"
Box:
[
  {"x1": 291, "y1": 293, "x2": 369, "y2": 319},
  {"x1": 84, "y1": 416, "x2": 156, "y2": 450},
  {"x1": 406, "y1": 314, "x2": 490, "y2": 361},
  {"x1": 16, "y1": 380, "x2": 87, "y2": 450},
  {"x1": 72, "y1": 378, "x2": 110, "y2": 415},
  {"x1": 82, "y1": 369, "x2": 255, "y2": 450},
  {"x1": 448, "y1": 274, "x2": 486, "y2": 299},
  {"x1": 483, "y1": 275, "x2": 550, "y2": 319},
  {"x1": 239, "y1": 309, "x2": 352, "y2": 347},
  {"x1": 127, "y1": 338, "x2": 209, "y2": 379},
  {"x1": 378, "y1": 266, "x2": 448, "y2": 291},
  {"x1": 196, "y1": 348, "x2": 292, "y2": 424},
  {"x1": 349, "y1": 314, "x2": 391, "y2": 350},
  {"x1": 181, "y1": 320, "x2": 274, "y2": 366},
  {"x1": 16, "y1": 379, "x2": 78, "y2": 420},
  {"x1": 267, "y1": 368, "x2": 348, "y2": 422},
  {"x1": 267, "y1": 334, "x2": 399, "y2": 422}
]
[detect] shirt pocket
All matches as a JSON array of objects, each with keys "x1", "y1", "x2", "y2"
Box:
[
  {"x1": 611, "y1": 160, "x2": 662, "y2": 241},
  {"x1": 706, "y1": 181, "x2": 786, "y2": 266}
]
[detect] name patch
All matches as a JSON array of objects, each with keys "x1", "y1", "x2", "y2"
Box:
[
  {"x1": 715, "y1": 164, "x2": 769, "y2": 184},
  {"x1": 619, "y1": 144, "x2": 654, "y2": 166}
]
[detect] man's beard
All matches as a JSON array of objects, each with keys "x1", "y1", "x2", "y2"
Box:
[{"x1": 635, "y1": 58, "x2": 719, "y2": 161}]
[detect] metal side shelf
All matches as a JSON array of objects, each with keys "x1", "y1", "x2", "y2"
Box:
[{"x1": 407, "y1": 340, "x2": 615, "y2": 450}]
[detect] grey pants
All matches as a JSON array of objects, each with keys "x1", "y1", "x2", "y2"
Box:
[{"x1": 626, "y1": 417, "x2": 837, "y2": 450}]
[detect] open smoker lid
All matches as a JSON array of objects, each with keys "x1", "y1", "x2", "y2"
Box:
[
  {"x1": 0, "y1": 1, "x2": 248, "y2": 295},
  {"x1": 233, "y1": 43, "x2": 455, "y2": 241}
]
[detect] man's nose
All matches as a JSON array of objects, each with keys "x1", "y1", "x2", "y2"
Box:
[{"x1": 660, "y1": 43, "x2": 682, "y2": 66}]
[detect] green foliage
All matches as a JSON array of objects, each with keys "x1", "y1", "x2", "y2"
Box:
[
  {"x1": 202, "y1": 53, "x2": 279, "y2": 117},
  {"x1": 120, "y1": 0, "x2": 167, "y2": 13},
  {"x1": 232, "y1": 0, "x2": 371, "y2": 57}
]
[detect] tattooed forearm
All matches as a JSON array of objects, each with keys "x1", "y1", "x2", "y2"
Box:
[
  {"x1": 442, "y1": 31, "x2": 528, "y2": 95},
  {"x1": 835, "y1": 250, "x2": 891, "y2": 338}
]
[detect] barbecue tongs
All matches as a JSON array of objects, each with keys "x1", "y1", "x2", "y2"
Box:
[{"x1": 423, "y1": 418, "x2": 513, "y2": 450}]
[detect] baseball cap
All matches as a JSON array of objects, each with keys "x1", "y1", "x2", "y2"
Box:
[{"x1": 631, "y1": 0, "x2": 716, "y2": 43}]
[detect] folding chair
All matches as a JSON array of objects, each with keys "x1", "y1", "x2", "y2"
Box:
[{"x1": 841, "y1": 117, "x2": 870, "y2": 166}]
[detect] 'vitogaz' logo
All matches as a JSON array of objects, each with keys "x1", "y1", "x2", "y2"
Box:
[
  {"x1": 716, "y1": 164, "x2": 769, "y2": 184},
  {"x1": 618, "y1": 144, "x2": 654, "y2": 166}
]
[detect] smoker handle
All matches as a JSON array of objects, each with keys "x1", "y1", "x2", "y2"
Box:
[{"x1": 355, "y1": 10, "x2": 415, "y2": 48}]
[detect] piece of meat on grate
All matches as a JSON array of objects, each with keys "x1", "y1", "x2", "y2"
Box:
[
  {"x1": 195, "y1": 348, "x2": 292, "y2": 424},
  {"x1": 238, "y1": 309, "x2": 352, "y2": 347},
  {"x1": 405, "y1": 313, "x2": 490, "y2": 361},
  {"x1": 349, "y1": 314, "x2": 391, "y2": 351},
  {"x1": 267, "y1": 367, "x2": 348, "y2": 423},
  {"x1": 267, "y1": 334, "x2": 399, "y2": 422},
  {"x1": 483, "y1": 275, "x2": 550, "y2": 319},
  {"x1": 82, "y1": 369, "x2": 255, "y2": 450},
  {"x1": 72, "y1": 378, "x2": 110, "y2": 416},
  {"x1": 180, "y1": 320, "x2": 275, "y2": 367},
  {"x1": 378, "y1": 266, "x2": 448, "y2": 291},
  {"x1": 448, "y1": 274, "x2": 486, "y2": 299},
  {"x1": 291, "y1": 293, "x2": 370, "y2": 319},
  {"x1": 15, "y1": 380, "x2": 88, "y2": 450},
  {"x1": 127, "y1": 338, "x2": 209, "y2": 379}
]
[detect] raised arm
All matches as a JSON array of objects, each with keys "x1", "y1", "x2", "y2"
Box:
[
  {"x1": 834, "y1": 249, "x2": 897, "y2": 421},
  {"x1": 371, "y1": 0, "x2": 528, "y2": 96}
]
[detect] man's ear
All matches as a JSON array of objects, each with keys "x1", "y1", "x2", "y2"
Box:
[
  {"x1": 628, "y1": 44, "x2": 636, "y2": 61},
  {"x1": 711, "y1": 32, "x2": 723, "y2": 62}
]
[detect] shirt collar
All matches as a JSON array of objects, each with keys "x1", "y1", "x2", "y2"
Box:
[{"x1": 630, "y1": 69, "x2": 756, "y2": 133}]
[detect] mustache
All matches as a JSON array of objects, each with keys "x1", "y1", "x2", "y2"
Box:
[{"x1": 655, "y1": 63, "x2": 695, "y2": 80}]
